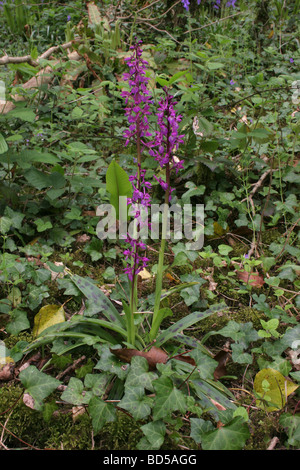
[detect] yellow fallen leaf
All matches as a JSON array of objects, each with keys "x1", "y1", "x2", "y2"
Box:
[
  {"x1": 33, "y1": 304, "x2": 65, "y2": 338},
  {"x1": 138, "y1": 268, "x2": 152, "y2": 280},
  {"x1": 254, "y1": 368, "x2": 299, "y2": 411}
]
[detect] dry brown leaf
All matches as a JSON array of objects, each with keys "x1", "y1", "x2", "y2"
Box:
[
  {"x1": 171, "y1": 354, "x2": 196, "y2": 366},
  {"x1": 237, "y1": 270, "x2": 264, "y2": 287},
  {"x1": 0, "y1": 362, "x2": 15, "y2": 381},
  {"x1": 76, "y1": 234, "x2": 91, "y2": 244},
  {"x1": 111, "y1": 346, "x2": 168, "y2": 370},
  {"x1": 210, "y1": 398, "x2": 226, "y2": 411},
  {"x1": 72, "y1": 406, "x2": 86, "y2": 422},
  {"x1": 23, "y1": 393, "x2": 35, "y2": 409}
]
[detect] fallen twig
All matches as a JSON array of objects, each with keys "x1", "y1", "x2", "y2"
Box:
[
  {"x1": 55, "y1": 355, "x2": 86, "y2": 380},
  {"x1": 0, "y1": 39, "x2": 82, "y2": 66},
  {"x1": 267, "y1": 436, "x2": 279, "y2": 450}
]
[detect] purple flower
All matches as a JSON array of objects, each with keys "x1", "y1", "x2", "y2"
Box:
[
  {"x1": 230, "y1": 79, "x2": 235, "y2": 85},
  {"x1": 121, "y1": 40, "x2": 153, "y2": 281},
  {"x1": 121, "y1": 41, "x2": 153, "y2": 147},
  {"x1": 226, "y1": 0, "x2": 236, "y2": 7},
  {"x1": 149, "y1": 89, "x2": 184, "y2": 198},
  {"x1": 181, "y1": 0, "x2": 190, "y2": 10},
  {"x1": 67, "y1": 14, "x2": 71, "y2": 22},
  {"x1": 290, "y1": 58, "x2": 294, "y2": 63},
  {"x1": 214, "y1": 0, "x2": 221, "y2": 9}
]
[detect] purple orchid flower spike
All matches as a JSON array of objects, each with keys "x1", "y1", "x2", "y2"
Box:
[
  {"x1": 121, "y1": 40, "x2": 153, "y2": 281},
  {"x1": 149, "y1": 88, "x2": 184, "y2": 200}
]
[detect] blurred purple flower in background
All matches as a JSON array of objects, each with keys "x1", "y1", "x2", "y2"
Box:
[
  {"x1": 181, "y1": 0, "x2": 237, "y2": 10},
  {"x1": 182, "y1": 0, "x2": 190, "y2": 10},
  {"x1": 226, "y1": 0, "x2": 236, "y2": 7}
]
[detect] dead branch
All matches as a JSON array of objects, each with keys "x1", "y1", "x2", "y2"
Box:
[
  {"x1": 0, "y1": 39, "x2": 82, "y2": 66},
  {"x1": 0, "y1": 43, "x2": 82, "y2": 115}
]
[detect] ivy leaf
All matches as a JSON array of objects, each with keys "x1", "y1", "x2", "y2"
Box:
[
  {"x1": 279, "y1": 413, "x2": 300, "y2": 447},
  {"x1": 19, "y1": 365, "x2": 61, "y2": 411},
  {"x1": 217, "y1": 320, "x2": 259, "y2": 347},
  {"x1": 61, "y1": 377, "x2": 92, "y2": 405},
  {"x1": 94, "y1": 345, "x2": 129, "y2": 380},
  {"x1": 200, "y1": 417, "x2": 250, "y2": 450},
  {"x1": 139, "y1": 420, "x2": 166, "y2": 450},
  {"x1": 281, "y1": 325, "x2": 300, "y2": 349},
  {"x1": 6, "y1": 309, "x2": 30, "y2": 335},
  {"x1": 88, "y1": 396, "x2": 117, "y2": 433},
  {"x1": 152, "y1": 376, "x2": 187, "y2": 420},
  {"x1": 124, "y1": 356, "x2": 158, "y2": 392},
  {"x1": 190, "y1": 418, "x2": 214, "y2": 444},
  {"x1": 231, "y1": 343, "x2": 253, "y2": 364},
  {"x1": 119, "y1": 387, "x2": 153, "y2": 420},
  {"x1": 189, "y1": 347, "x2": 218, "y2": 380}
]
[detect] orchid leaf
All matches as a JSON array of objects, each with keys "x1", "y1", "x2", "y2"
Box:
[{"x1": 155, "y1": 303, "x2": 227, "y2": 347}]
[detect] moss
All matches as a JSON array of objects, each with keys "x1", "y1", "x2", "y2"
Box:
[
  {"x1": 214, "y1": 277, "x2": 250, "y2": 306},
  {"x1": 188, "y1": 309, "x2": 231, "y2": 345},
  {"x1": 0, "y1": 384, "x2": 48, "y2": 449},
  {"x1": 0, "y1": 384, "x2": 132, "y2": 450},
  {"x1": 4, "y1": 331, "x2": 33, "y2": 350},
  {"x1": 233, "y1": 306, "x2": 263, "y2": 330},
  {"x1": 229, "y1": 242, "x2": 248, "y2": 257},
  {"x1": 245, "y1": 409, "x2": 281, "y2": 450},
  {"x1": 261, "y1": 229, "x2": 284, "y2": 256},
  {"x1": 45, "y1": 412, "x2": 94, "y2": 450},
  {"x1": 98, "y1": 410, "x2": 142, "y2": 450}
]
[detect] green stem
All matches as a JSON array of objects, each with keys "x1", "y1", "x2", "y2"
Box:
[
  {"x1": 149, "y1": 161, "x2": 170, "y2": 341},
  {"x1": 127, "y1": 114, "x2": 143, "y2": 346}
]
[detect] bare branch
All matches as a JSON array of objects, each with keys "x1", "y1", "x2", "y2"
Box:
[{"x1": 0, "y1": 39, "x2": 81, "y2": 66}]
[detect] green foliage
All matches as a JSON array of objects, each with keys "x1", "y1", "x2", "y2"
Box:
[{"x1": 0, "y1": 0, "x2": 299, "y2": 451}]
